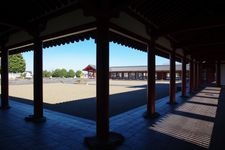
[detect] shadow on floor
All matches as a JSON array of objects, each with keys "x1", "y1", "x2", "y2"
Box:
[{"x1": 9, "y1": 83, "x2": 181, "y2": 121}]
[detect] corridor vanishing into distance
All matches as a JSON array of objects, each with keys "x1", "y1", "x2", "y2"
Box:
[{"x1": 0, "y1": 85, "x2": 224, "y2": 150}]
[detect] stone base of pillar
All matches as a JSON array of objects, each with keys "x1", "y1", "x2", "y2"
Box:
[
  {"x1": 0, "y1": 105, "x2": 10, "y2": 110},
  {"x1": 167, "y1": 101, "x2": 178, "y2": 105},
  {"x1": 25, "y1": 115, "x2": 46, "y2": 123},
  {"x1": 180, "y1": 95, "x2": 189, "y2": 99},
  {"x1": 143, "y1": 111, "x2": 160, "y2": 119},
  {"x1": 84, "y1": 132, "x2": 124, "y2": 149}
]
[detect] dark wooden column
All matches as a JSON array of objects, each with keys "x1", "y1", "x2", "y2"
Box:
[
  {"x1": 1, "y1": 43, "x2": 10, "y2": 109},
  {"x1": 193, "y1": 60, "x2": 196, "y2": 91},
  {"x1": 181, "y1": 54, "x2": 187, "y2": 97},
  {"x1": 84, "y1": 17, "x2": 124, "y2": 148},
  {"x1": 25, "y1": 36, "x2": 46, "y2": 122},
  {"x1": 144, "y1": 39, "x2": 159, "y2": 118},
  {"x1": 96, "y1": 17, "x2": 109, "y2": 140},
  {"x1": 169, "y1": 47, "x2": 176, "y2": 104},
  {"x1": 216, "y1": 60, "x2": 221, "y2": 87},
  {"x1": 195, "y1": 62, "x2": 199, "y2": 89},
  {"x1": 189, "y1": 58, "x2": 194, "y2": 94}
]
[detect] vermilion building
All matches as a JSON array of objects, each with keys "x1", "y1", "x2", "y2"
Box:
[{"x1": 83, "y1": 64, "x2": 190, "y2": 80}]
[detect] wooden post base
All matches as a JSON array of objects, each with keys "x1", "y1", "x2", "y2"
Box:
[
  {"x1": 0, "y1": 105, "x2": 10, "y2": 110},
  {"x1": 143, "y1": 111, "x2": 160, "y2": 119},
  {"x1": 25, "y1": 115, "x2": 46, "y2": 123},
  {"x1": 84, "y1": 132, "x2": 124, "y2": 149}
]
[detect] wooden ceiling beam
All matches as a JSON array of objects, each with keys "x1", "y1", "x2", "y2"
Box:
[
  {"x1": 177, "y1": 41, "x2": 225, "y2": 48},
  {"x1": 154, "y1": 20, "x2": 225, "y2": 37}
]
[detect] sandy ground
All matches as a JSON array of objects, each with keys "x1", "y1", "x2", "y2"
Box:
[
  {"x1": 8, "y1": 80, "x2": 147, "y2": 104},
  {"x1": 4, "y1": 79, "x2": 181, "y2": 120}
]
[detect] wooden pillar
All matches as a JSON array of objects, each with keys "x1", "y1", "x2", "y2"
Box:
[
  {"x1": 181, "y1": 54, "x2": 187, "y2": 97},
  {"x1": 1, "y1": 43, "x2": 10, "y2": 109},
  {"x1": 196, "y1": 62, "x2": 199, "y2": 87},
  {"x1": 25, "y1": 36, "x2": 46, "y2": 122},
  {"x1": 195, "y1": 62, "x2": 199, "y2": 89},
  {"x1": 85, "y1": 16, "x2": 124, "y2": 148},
  {"x1": 169, "y1": 47, "x2": 176, "y2": 104},
  {"x1": 145, "y1": 39, "x2": 159, "y2": 118},
  {"x1": 216, "y1": 60, "x2": 221, "y2": 87},
  {"x1": 95, "y1": 17, "x2": 110, "y2": 140},
  {"x1": 136, "y1": 72, "x2": 139, "y2": 80},
  {"x1": 193, "y1": 60, "x2": 196, "y2": 90},
  {"x1": 189, "y1": 58, "x2": 194, "y2": 94}
]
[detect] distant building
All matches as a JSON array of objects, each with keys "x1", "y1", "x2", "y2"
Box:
[
  {"x1": 83, "y1": 64, "x2": 96, "y2": 78},
  {"x1": 83, "y1": 64, "x2": 189, "y2": 80},
  {"x1": 23, "y1": 71, "x2": 32, "y2": 79},
  {"x1": 8, "y1": 73, "x2": 21, "y2": 80}
]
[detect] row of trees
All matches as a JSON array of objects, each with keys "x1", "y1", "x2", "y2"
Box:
[
  {"x1": 4, "y1": 53, "x2": 84, "y2": 78},
  {"x1": 43, "y1": 69, "x2": 84, "y2": 78}
]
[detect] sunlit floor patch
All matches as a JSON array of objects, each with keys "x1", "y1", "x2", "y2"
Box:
[
  {"x1": 176, "y1": 102, "x2": 217, "y2": 118},
  {"x1": 189, "y1": 96, "x2": 218, "y2": 105},
  {"x1": 150, "y1": 114, "x2": 214, "y2": 148},
  {"x1": 150, "y1": 86, "x2": 221, "y2": 149}
]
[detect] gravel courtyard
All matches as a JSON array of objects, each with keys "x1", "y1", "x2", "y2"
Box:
[{"x1": 5, "y1": 78, "x2": 181, "y2": 120}]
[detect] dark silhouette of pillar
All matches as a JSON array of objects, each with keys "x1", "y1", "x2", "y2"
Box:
[
  {"x1": 195, "y1": 61, "x2": 199, "y2": 89},
  {"x1": 216, "y1": 60, "x2": 221, "y2": 87},
  {"x1": 169, "y1": 47, "x2": 176, "y2": 104},
  {"x1": 96, "y1": 17, "x2": 109, "y2": 140},
  {"x1": 145, "y1": 39, "x2": 159, "y2": 118},
  {"x1": 1, "y1": 43, "x2": 10, "y2": 109},
  {"x1": 194, "y1": 61, "x2": 198, "y2": 90},
  {"x1": 189, "y1": 58, "x2": 194, "y2": 94},
  {"x1": 193, "y1": 60, "x2": 196, "y2": 90},
  {"x1": 84, "y1": 17, "x2": 124, "y2": 148},
  {"x1": 25, "y1": 36, "x2": 46, "y2": 122},
  {"x1": 181, "y1": 54, "x2": 187, "y2": 97}
]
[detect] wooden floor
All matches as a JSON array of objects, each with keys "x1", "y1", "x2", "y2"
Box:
[{"x1": 0, "y1": 85, "x2": 224, "y2": 150}]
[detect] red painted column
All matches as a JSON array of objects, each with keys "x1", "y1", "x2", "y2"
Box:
[
  {"x1": 181, "y1": 54, "x2": 187, "y2": 97},
  {"x1": 95, "y1": 17, "x2": 110, "y2": 140},
  {"x1": 189, "y1": 58, "x2": 194, "y2": 93},
  {"x1": 146, "y1": 39, "x2": 158, "y2": 117},
  {"x1": 25, "y1": 36, "x2": 46, "y2": 122},
  {"x1": 193, "y1": 60, "x2": 197, "y2": 90},
  {"x1": 169, "y1": 48, "x2": 176, "y2": 104},
  {"x1": 33, "y1": 37, "x2": 44, "y2": 119},
  {"x1": 1, "y1": 44, "x2": 10, "y2": 109},
  {"x1": 216, "y1": 60, "x2": 221, "y2": 87},
  {"x1": 195, "y1": 62, "x2": 199, "y2": 89},
  {"x1": 85, "y1": 17, "x2": 124, "y2": 148}
]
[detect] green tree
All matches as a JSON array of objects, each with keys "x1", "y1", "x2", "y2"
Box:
[
  {"x1": 9, "y1": 53, "x2": 26, "y2": 73},
  {"x1": 67, "y1": 69, "x2": 75, "y2": 78},
  {"x1": 52, "y1": 68, "x2": 67, "y2": 77},
  {"x1": 61, "y1": 68, "x2": 67, "y2": 77},
  {"x1": 75, "y1": 70, "x2": 84, "y2": 78},
  {"x1": 52, "y1": 69, "x2": 61, "y2": 77},
  {"x1": 43, "y1": 70, "x2": 52, "y2": 77}
]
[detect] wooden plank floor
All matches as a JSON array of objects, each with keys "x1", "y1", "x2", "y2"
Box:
[{"x1": 0, "y1": 85, "x2": 224, "y2": 150}]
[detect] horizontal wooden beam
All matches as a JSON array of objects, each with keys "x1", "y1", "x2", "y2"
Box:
[
  {"x1": 155, "y1": 19, "x2": 225, "y2": 37},
  {"x1": 178, "y1": 41, "x2": 225, "y2": 48}
]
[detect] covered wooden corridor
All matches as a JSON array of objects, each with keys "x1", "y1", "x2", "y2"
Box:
[
  {"x1": 0, "y1": 85, "x2": 224, "y2": 149},
  {"x1": 1, "y1": 0, "x2": 225, "y2": 149}
]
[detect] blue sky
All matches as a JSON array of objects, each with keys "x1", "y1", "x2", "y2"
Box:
[{"x1": 22, "y1": 39, "x2": 170, "y2": 72}]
